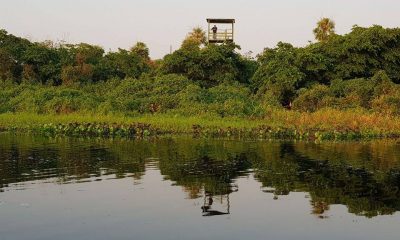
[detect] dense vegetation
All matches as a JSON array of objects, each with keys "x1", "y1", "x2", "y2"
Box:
[{"x1": 1, "y1": 22, "x2": 400, "y2": 137}]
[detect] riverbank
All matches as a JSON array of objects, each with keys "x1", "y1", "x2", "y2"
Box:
[{"x1": 1, "y1": 108, "x2": 400, "y2": 140}]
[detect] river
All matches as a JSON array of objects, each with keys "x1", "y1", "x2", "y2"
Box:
[{"x1": 0, "y1": 133, "x2": 399, "y2": 240}]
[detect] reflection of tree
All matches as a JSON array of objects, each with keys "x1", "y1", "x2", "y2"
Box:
[
  {"x1": 2, "y1": 134, "x2": 400, "y2": 218},
  {"x1": 0, "y1": 134, "x2": 147, "y2": 188},
  {"x1": 311, "y1": 200, "x2": 330, "y2": 216},
  {"x1": 158, "y1": 152, "x2": 249, "y2": 198},
  {"x1": 254, "y1": 142, "x2": 400, "y2": 218},
  {"x1": 153, "y1": 140, "x2": 251, "y2": 216}
]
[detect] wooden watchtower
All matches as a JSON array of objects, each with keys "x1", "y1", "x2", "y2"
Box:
[{"x1": 207, "y1": 18, "x2": 235, "y2": 44}]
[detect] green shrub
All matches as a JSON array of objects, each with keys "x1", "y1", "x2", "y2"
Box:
[
  {"x1": 42, "y1": 88, "x2": 98, "y2": 114},
  {"x1": 293, "y1": 84, "x2": 331, "y2": 112},
  {"x1": 371, "y1": 90, "x2": 400, "y2": 115}
]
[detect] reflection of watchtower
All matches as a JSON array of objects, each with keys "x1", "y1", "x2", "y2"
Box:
[
  {"x1": 201, "y1": 191, "x2": 231, "y2": 217},
  {"x1": 207, "y1": 18, "x2": 235, "y2": 44}
]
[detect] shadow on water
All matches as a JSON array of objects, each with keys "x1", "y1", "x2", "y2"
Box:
[{"x1": 1, "y1": 133, "x2": 400, "y2": 218}]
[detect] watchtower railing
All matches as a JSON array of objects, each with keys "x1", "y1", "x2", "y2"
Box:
[{"x1": 208, "y1": 29, "x2": 234, "y2": 43}]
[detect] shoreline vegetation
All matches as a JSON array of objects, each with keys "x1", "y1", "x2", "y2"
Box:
[
  {"x1": 2, "y1": 20, "x2": 400, "y2": 140},
  {"x1": 1, "y1": 110, "x2": 399, "y2": 140}
]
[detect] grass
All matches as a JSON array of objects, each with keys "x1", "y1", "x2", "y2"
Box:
[
  {"x1": 0, "y1": 112, "x2": 264, "y2": 132},
  {"x1": 0, "y1": 108, "x2": 400, "y2": 140}
]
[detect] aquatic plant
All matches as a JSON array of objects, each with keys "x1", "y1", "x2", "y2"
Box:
[
  {"x1": 38, "y1": 122, "x2": 157, "y2": 137},
  {"x1": 1, "y1": 109, "x2": 399, "y2": 140}
]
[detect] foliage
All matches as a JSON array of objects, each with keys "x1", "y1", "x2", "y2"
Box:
[
  {"x1": 1, "y1": 107, "x2": 400, "y2": 140},
  {"x1": 292, "y1": 71, "x2": 400, "y2": 112},
  {"x1": 161, "y1": 43, "x2": 257, "y2": 87},
  {"x1": 252, "y1": 42, "x2": 304, "y2": 106},
  {"x1": 293, "y1": 84, "x2": 332, "y2": 112},
  {"x1": 0, "y1": 29, "x2": 152, "y2": 85},
  {"x1": 2, "y1": 23, "x2": 400, "y2": 130},
  {"x1": 371, "y1": 90, "x2": 400, "y2": 115},
  {"x1": 253, "y1": 25, "x2": 400, "y2": 106},
  {"x1": 313, "y1": 18, "x2": 336, "y2": 42},
  {"x1": 181, "y1": 27, "x2": 207, "y2": 49},
  {"x1": 0, "y1": 74, "x2": 262, "y2": 117}
]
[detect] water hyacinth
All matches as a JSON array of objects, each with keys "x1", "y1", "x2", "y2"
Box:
[
  {"x1": 1, "y1": 120, "x2": 386, "y2": 140},
  {"x1": 191, "y1": 124, "x2": 380, "y2": 140},
  {"x1": 38, "y1": 122, "x2": 157, "y2": 137}
]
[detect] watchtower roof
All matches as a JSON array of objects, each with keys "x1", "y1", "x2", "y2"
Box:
[{"x1": 207, "y1": 18, "x2": 235, "y2": 24}]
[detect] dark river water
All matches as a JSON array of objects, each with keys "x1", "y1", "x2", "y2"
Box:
[{"x1": 0, "y1": 133, "x2": 400, "y2": 240}]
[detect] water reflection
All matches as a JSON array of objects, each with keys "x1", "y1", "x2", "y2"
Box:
[
  {"x1": 253, "y1": 142, "x2": 400, "y2": 218},
  {"x1": 201, "y1": 193, "x2": 230, "y2": 217},
  {"x1": 1, "y1": 133, "x2": 400, "y2": 219}
]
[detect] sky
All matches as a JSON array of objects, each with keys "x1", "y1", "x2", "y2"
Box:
[{"x1": 1, "y1": 0, "x2": 399, "y2": 58}]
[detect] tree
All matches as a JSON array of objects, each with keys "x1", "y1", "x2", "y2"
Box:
[
  {"x1": 181, "y1": 27, "x2": 207, "y2": 49},
  {"x1": 94, "y1": 46, "x2": 151, "y2": 81},
  {"x1": 252, "y1": 42, "x2": 305, "y2": 106},
  {"x1": 57, "y1": 43, "x2": 103, "y2": 85},
  {"x1": 130, "y1": 42, "x2": 150, "y2": 61},
  {"x1": 313, "y1": 18, "x2": 336, "y2": 42},
  {"x1": 0, "y1": 29, "x2": 32, "y2": 82},
  {"x1": 21, "y1": 42, "x2": 61, "y2": 84},
  {"x1": 61, "y1": 63, "x2": 93, "y2": 86},
  {"x1": 0, "y1": 48, "x2": 16, "y2": 81},
  {"x1": 161, "y1": 43, "x2": 248, "y2": 87},
  {"x1": 73, "y1": 43, "x2": 104, "y2": 65}
]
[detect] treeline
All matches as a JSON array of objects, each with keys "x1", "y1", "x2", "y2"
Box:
[
  {"x1": 1, "y1": 23, "x2": 400, "y2": 116},
  {"x1": 0, "y1": 29, "x2": 153, "y2": 85}
]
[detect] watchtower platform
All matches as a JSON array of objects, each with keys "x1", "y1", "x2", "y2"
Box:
[{"x1": 207, "y1": 18, "x2": 235, "y2": 44}]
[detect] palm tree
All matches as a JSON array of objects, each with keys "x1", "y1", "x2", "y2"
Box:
[
  {"x1": 130, "y1": 42, "x2": 150, "y2": 60},
  {"x1": 313, "y1": 18, "x2": 336, "y2": 42},
  {"x1": 188, "y1": 27, "x2": 207, "y2": 44},
  {"x1": 181, "y1": 27, "x2": 207, "y2": 49}
]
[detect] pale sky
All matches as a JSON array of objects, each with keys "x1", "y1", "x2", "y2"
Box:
[{"x1": 1, "y1": 0, "x2": 399, "y2": 58}]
